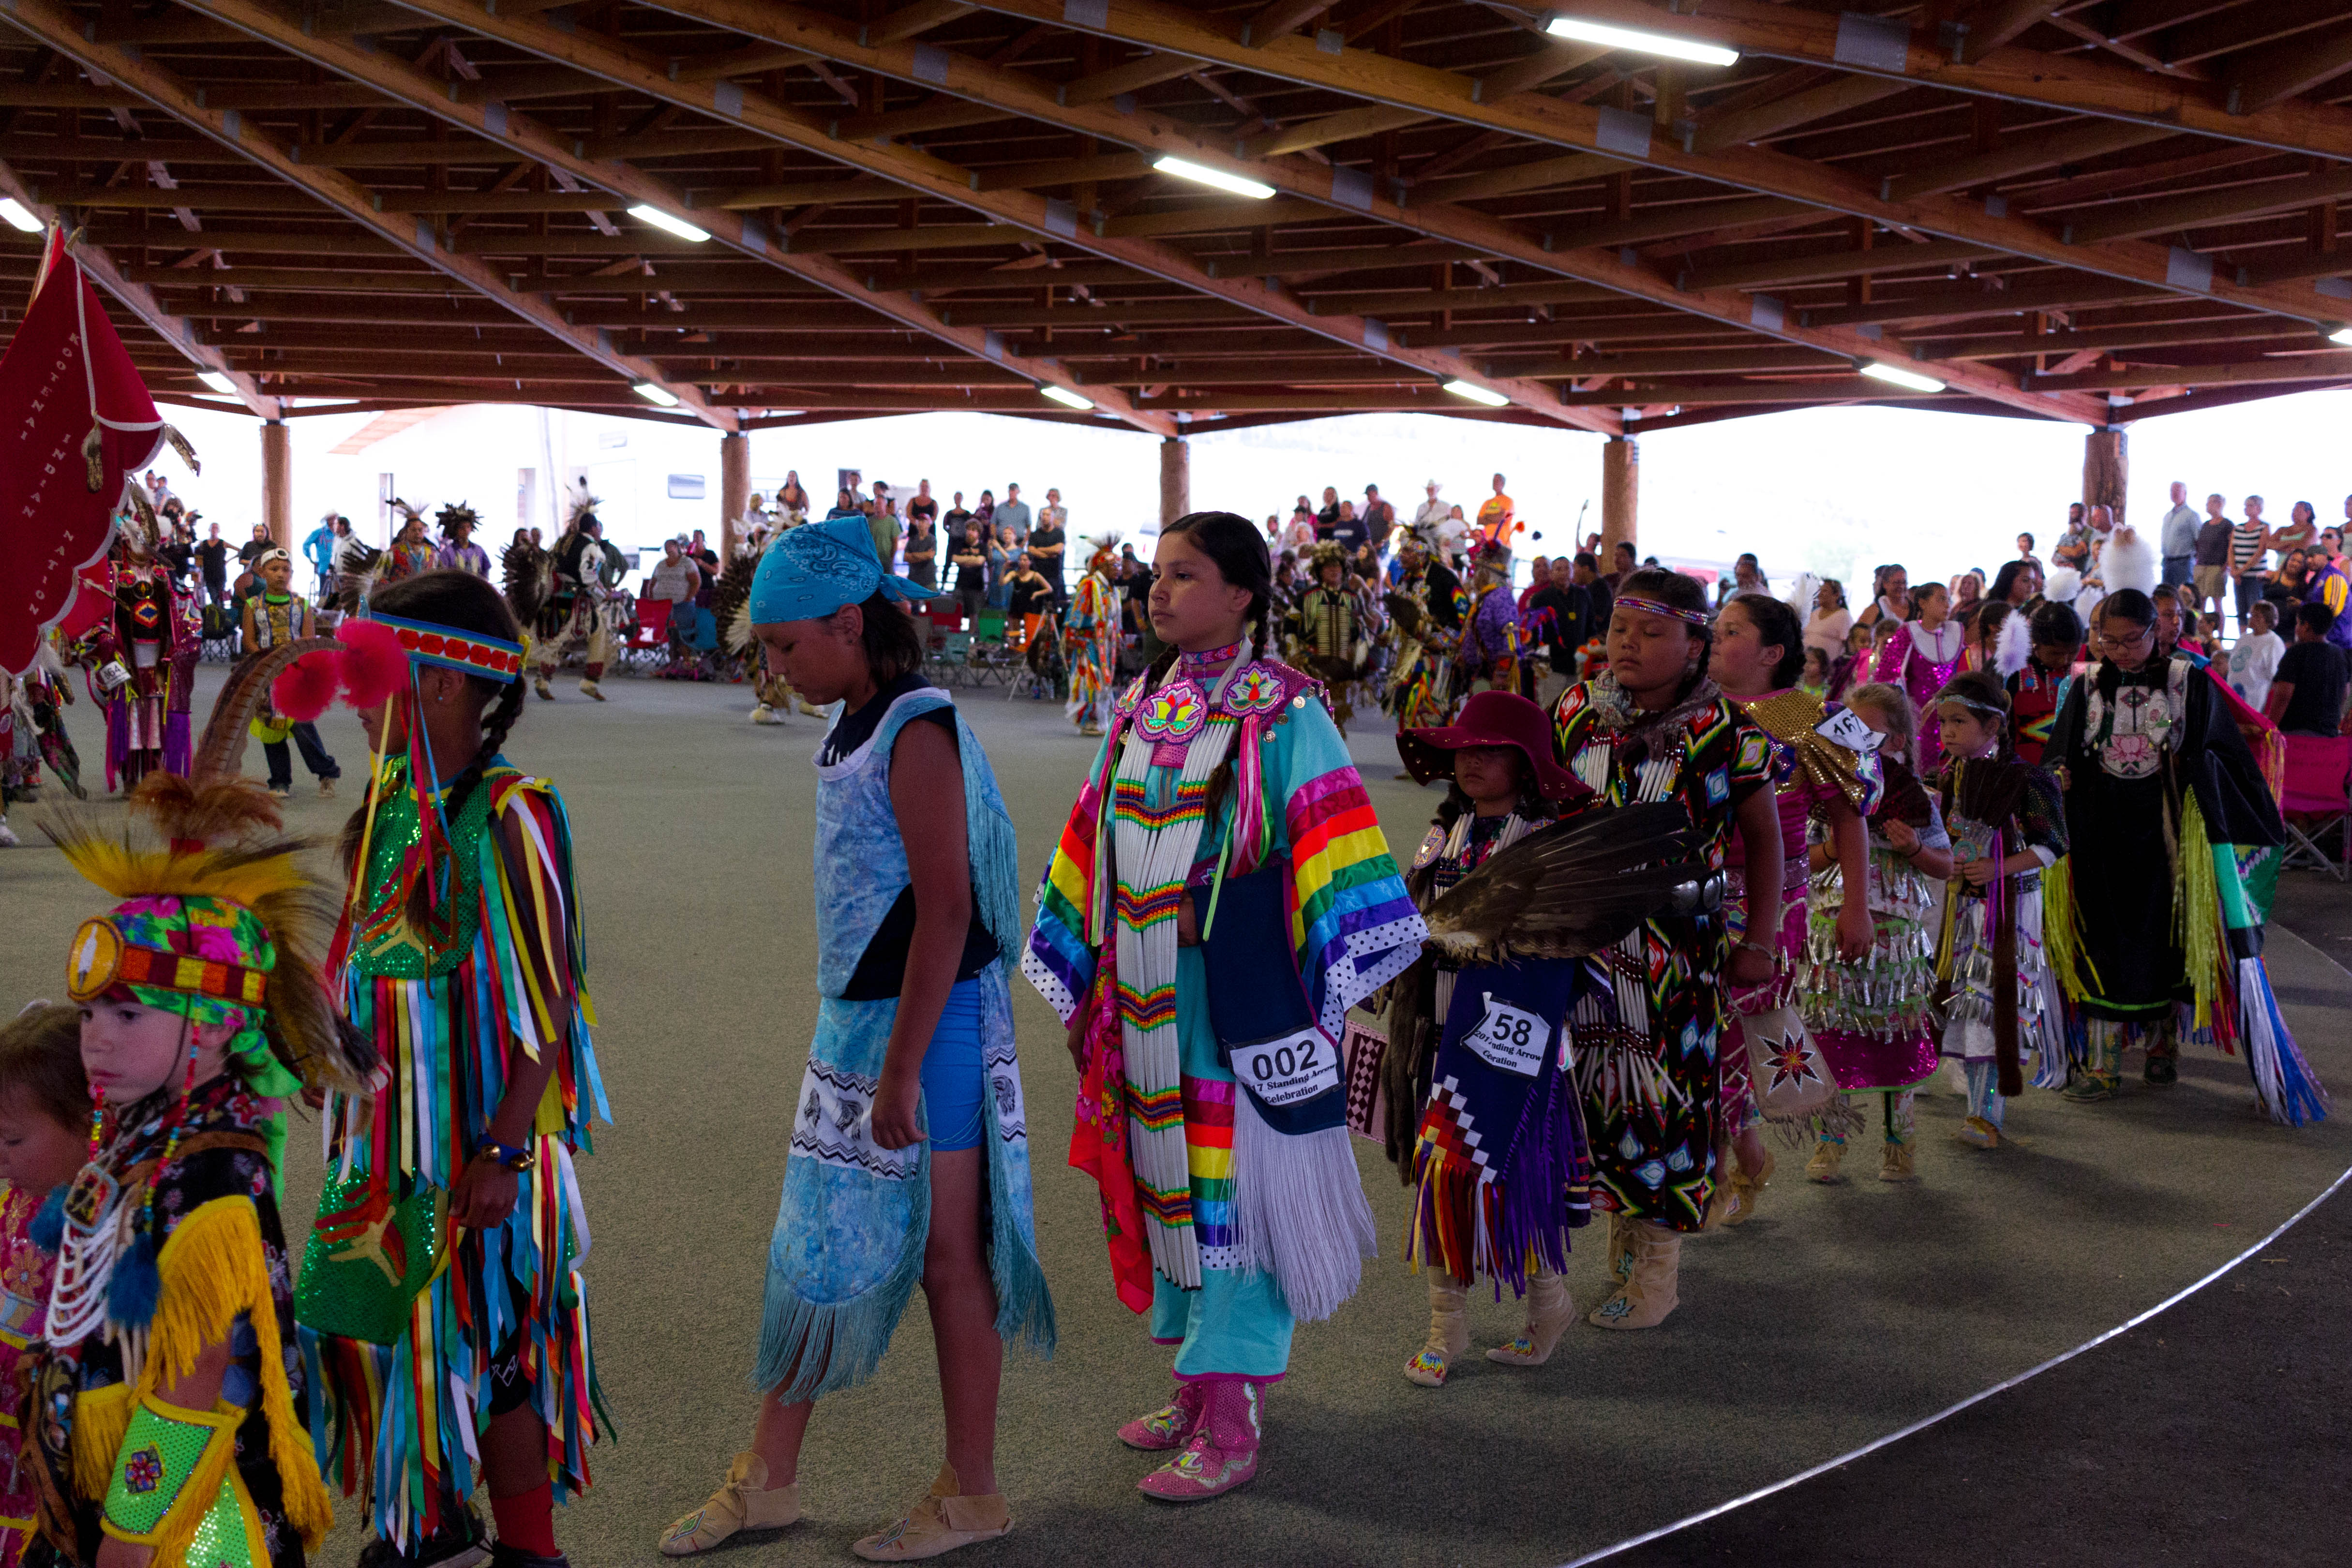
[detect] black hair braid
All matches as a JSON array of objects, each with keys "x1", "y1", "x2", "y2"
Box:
[{"x1": 444, "y1": 672, "x2": 526, "y2": 818}]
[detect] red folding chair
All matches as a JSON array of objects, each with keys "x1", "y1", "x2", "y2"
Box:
[
  {"x1": 623, "y1": 598, "x2": 673, "y2": 664},
  {"x1": 2279, "y1": 732, "x2": 2352, "y2": 881}
]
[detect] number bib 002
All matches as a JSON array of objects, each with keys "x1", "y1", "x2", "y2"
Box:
[{"x1": 1228, "y1": 1026, "x2": 1343, "y2": 1108}]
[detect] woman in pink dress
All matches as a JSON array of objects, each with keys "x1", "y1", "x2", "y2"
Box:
[
  {"x1": 1873, "y1": 581, "x2": 1967, "y2": 773},
  {"x1": 1708, "y1": 596, "x2": 1879, "y2": 1224}
]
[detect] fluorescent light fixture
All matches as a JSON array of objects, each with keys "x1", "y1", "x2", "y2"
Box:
[
  {"x1": 2329, "y1": 324, "x2": 2352, "y2": 346},
  {"x1": 197, "y1": 370, "x2": 239, "y2": 394},
  {"x1": 1152, "y1": 156, "x2": 1275, "y2": 201},
  {"x1": 0, "y1": 197, "x2": 41, "y2": 234},
  {"x1": 1443, "y1": 378, "x2": 1511, "y2": 408},
  {"x1": 627, "y1": 204, "x2": 710, "y2": 243},
  {"x1": 1544, "y1": 15, "x2": 1739, "y2": 67},
  {"x1": 1040, "y1": 383, "x2": 1094, "y2": 411},
  {"x1": 633, "y1": 382, "x2": 681, "y2": 407},
  {"x1": 1859, "y1": 361, "x2": 1947, "y2": 394}
]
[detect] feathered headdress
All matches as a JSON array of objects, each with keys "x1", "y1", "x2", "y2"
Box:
[
  {"x1": 1309, "y1": 539, "x2": 1347, "y2": 571},
  {"x1": 388, "y1": 496, "x2": 426, "y2": 531},
  {"x1": 50, "y1": 775, "x2": 375, "y2": 1095},
  {"x1": 2044, "y1": 566, "x2": 2083, "y2": 604},
  {"x1": 434, "y1": 500, "x2": 480, "y2": 540},
  {"x1": 563, "y1": 487, "x2": 601, "y2": 537}
]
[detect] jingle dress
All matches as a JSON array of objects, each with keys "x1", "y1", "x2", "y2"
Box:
[
  {"x1": 1721, "y1": 690, "x2": 1881, "y2": 1127},
  {"x1": 1873, "y1": 619, "x2": 1966, "y2": 773},
  {"x1": 1933, "y1": 758, "x2": 2070, "y2": 1117},
  {"x1": 1028, "y1": 647, "x2": 1422, "y2": 1372},
  {"x1": 755, "y1": 681, "x2": 1052, "y2": 1400},
  {"x1": 25, "y1": 1078, "x2": 332, "y2": 1568},
  {"x1": 1799, "y1": 755, "x2": 1945, "y2": 1102},
  {"x1": 1549, "y1": 676, "x2": 1772, "y2": 1230},
  {"x1": 301, "y1": 758, "x2": 609, "y2": 1552}
]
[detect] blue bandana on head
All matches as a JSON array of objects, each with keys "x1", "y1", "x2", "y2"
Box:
[{"x1": 749, "y1": 511, "x2": 944, "y2": 625}]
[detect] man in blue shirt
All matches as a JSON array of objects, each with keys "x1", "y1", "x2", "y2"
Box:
[
  {"x1": 2157, "y1": 480, "x2": 2199, "y2": 589},
  {"x1": 303, "y1": 511, "x2": 341, "y2": 599},
  {"x1": 994, "y1": 482, "x2": 1032, "y2": 545}
]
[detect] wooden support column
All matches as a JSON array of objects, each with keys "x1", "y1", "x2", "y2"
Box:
[
  {"x1": 720, "y1": 431, "x2": 750, "y2": 559},
  {"x1": 261, "y1": 420, "x2": 291, "y2": 547},
  {"x1": 2084, "y1": 426, "x2": 2128, "y2": 526},
  {"x1": 1159, "y1": 435, "x2": 1190, "y2": 530},
  {"x1": 1601, "y1": 435, "x2": 1638, "y2": 559}
]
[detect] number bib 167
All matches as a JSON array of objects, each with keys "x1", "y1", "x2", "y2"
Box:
[
  {"x1": 1228, "y1": 1027, "x2": 1343, "y2": 1108},
  {"x1": 1464, "y1": 994, "x2": 1550, "y2": 1077}
]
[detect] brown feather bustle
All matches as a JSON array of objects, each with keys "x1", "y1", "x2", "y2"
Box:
[{"x1": 191, "y1": 636, "x2": 338, "y2": 784}]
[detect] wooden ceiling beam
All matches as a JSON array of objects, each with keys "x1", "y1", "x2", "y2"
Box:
[
  {"x1": 1881, "y1": 120, "x2": 2178, "y2": 203},
  {"x1": 970, "y1": 0, "x2": 2339, "y2": 332},
  {"x1": 1096, "y1": 196, "x2": 1328, "y2": 236},
  {"x1": 934, "y1": 298, "x2": 1253, "y2": 325},
  {"x1": 0, "y1": 84, "x2": 390, "y2": 109},
  {"x1": 968, "y1": 150, "x2": 1154, "y2": 190},
  {"x1": 0, "y1": 158, "x2": 278, "y2": 417},
  {"x1": 1914, "y1": 317, "x2": 2316, "y2": 360},
  {"x1": 669, "y1": 45, "x2": 820, "y2": 82},
  {"x1": 1243, "y1": 103, "x2": 1427, "y2": 158},
  {"x1": 141, "y1": 0, "x2": 1169, "y2": 433},
  {"x1": 1511, "y1": 0, "x2": 2352, "y2": 159},
  {"x1": 1948, "y1": 0, "x2": 2063, "y2": 64},
  {"x1": 1202, "y1": 240, "x2": 1487, "y2": 277},
  {"x1": 2060, "y1": 165, "x2": 2352, "y2": 245},
  {"x1": 865, "y1": 0, "x2": 980, "y2": 46},
  {"x1": 562, "y1": 0, "x2": 2063, "y2": 420},
  {"x1": 830, "y1": 102, "x2": 1019, "y2": 142},
  {"x1": 465, "y1": 0, "x2": 1606, "y2": 426},
  {"x1": 1690, "y1": 73, "x2": 1913, "y2": 154},
  {"x1": 1304, "y1": 278, "x2": 1614, "y2": 315},
  {"x1": 1799, "y1": 273, "x2": 2162, "y2": 327},
  {"x1": 2224, "y1": 22, "x2": 2352, "y2": 117},
  {"x1": 1553, "y1": 376, "x2": 1948, "y2": 406},
  {"x1": 695, "y1": 176, "x2": 893, "y2": 209},
  {"x1": 1057, "y1": 51, "x2": 1200, "y2": 105},
  {"x1": 1481, "y1": 346, "x2": 1851, "y2": 377},
  {"x1": 1679, "y1": 238, "x2": 2000, "y2": 293},
  {"x1": 120, "y1": 265, "x2": 477, "y2": 292},
  {"x1": 2026, "y1": 350, "x2": 2352, "y2": 391},
  {"x1": 854, "y1": 258, "x2": 1142, "y2": 288}
]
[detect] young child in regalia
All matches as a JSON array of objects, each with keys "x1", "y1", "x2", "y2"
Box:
[
  {"x1": 23, "y1": 776, "x2": 368, "y2": 1568},
  {"x1": 0, "y1": 1002, "x2": 90, "y2": 1568},
  {"x1": 660, "y1": 513, "x2": 1051, "y2": 1562},
  {"x1": 1927, "y1": 670, "x2": 2071, "y2": 1148},
  {"x1": 1378, "y1": 691, "x2": 1689, "y2": 1385},
  {"x1": 1027, "y1": 511, "x2": 1424, "y2": 1501},
  {"x1": 238, "y1": 547, "x2": 342, "y2": 799},
  {"x1": 286, "y1": 570, "x2": 610, "y2": 1568}
]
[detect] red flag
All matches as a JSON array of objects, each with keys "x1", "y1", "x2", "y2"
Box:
[{"x1": 0, "y1": 228, "x2": 168, "y2": 675}]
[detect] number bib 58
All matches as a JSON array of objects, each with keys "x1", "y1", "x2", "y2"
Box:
[{"x1": 1464, "y1": 994, "x2": 1551, "y2": 1078}]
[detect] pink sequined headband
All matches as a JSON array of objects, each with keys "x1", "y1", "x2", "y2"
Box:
[{"x1": 1614, "y1": 594, "x2": 1712, "y2": 629}]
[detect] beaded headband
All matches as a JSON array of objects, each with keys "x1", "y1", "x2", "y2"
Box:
[
  {"x1": 1614, "y1": 594, "x2": 1713, "y2": 629},
  {"x1": 369, "y1": 611, "x2": 525, "y2": 684},
  {"x1": 1936, "y1": 693, "x2": 2008, "y2": 717},
  {"x1": 66, "y1": 916, "x2": 271, "y2": 1006}
]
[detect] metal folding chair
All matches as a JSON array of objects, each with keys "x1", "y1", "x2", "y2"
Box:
[{"x1": 2279, "y1": 732, "x2": 2352, "y2": 881}]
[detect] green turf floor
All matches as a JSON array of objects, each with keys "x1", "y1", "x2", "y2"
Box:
[{"x1": 3, "y1": 665, "x2": 2346, "y2": 1568}]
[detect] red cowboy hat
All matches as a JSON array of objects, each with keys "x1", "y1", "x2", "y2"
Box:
[{"x1": 1398, "y1": 690, "x2": 1586, "y2": 802}]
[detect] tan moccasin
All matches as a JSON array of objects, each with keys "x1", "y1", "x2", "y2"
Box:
[{"x1": 658, "y1": 1451, "x2": 801, "y2": 1557}]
